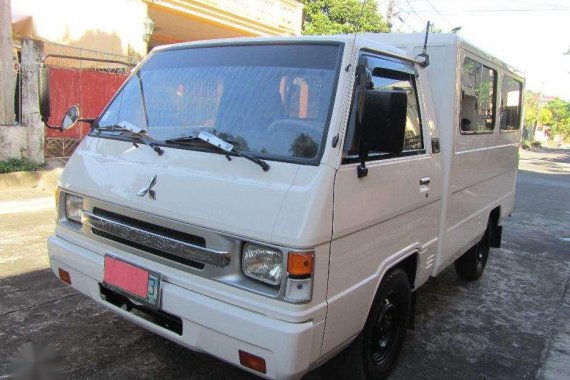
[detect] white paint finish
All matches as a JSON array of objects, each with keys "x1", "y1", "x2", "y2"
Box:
[
  {"x1": 324, "y1": 58, "x2": 443, "y2": 351},
  {"x1": 50, "y1": 34, "x2": 525, "y2": 376},
  {"x1": 52, "y1": 226, "x2": 330, "y2": 324},
  {"x1": 48, "y1": 243, "x2": 321, "y2": 380},
  {"x1": 61, "y1": 137, "x2": 300, "y2": 245},
  {"x1": 271, "y1": 165, "x2": 335, "y2": 247}
]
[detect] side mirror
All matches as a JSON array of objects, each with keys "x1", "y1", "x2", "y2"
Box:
[
  {"x1": 39, "y1": 64, "x2": 51, "y2": 121},
  {"x1": 61, "y1": 105, "x2": 80, "y2": 131},
  {"x1": 357, "y1": 90, "x2": 408, "y2": 178}
]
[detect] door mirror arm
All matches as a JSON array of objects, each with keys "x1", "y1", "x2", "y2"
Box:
[
  {"x1": 42, "y1": 117, "x2": 62, "y2": 131},
  {"x1": 42, "y1": 117, "x2": 95, "y2": 132}
]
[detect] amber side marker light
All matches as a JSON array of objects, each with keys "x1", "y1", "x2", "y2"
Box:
[
  {"x1": 239, "y1": 350, "x2": 266, "y2": 374},
  {"x1": 55, "y1": 188, "x2": 61, "y2": 209},
  {"x1": 58, "y1": 268, "x2": 72, "y2": 285},
  {"x1": 287, "y1": 251, "x2": 314, "y2": 276}
]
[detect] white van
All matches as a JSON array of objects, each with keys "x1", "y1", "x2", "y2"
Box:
[{"x1": 45, "y1": 33, "x2": 524, "y2": 379}]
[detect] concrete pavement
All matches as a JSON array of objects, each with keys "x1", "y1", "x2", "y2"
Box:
[{"x1": 0, "y1": 148, "x2": 569, "y2": 379}]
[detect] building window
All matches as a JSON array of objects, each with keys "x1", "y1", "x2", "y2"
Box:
[
  {"x1": 460, "y1": 57, "x2": 496, "y2": 133},
  {"x1": 500, "y1": 75, "x2": 522, "y2": 131}
]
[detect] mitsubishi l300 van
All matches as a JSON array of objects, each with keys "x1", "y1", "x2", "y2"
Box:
[{"x1": 45, "y1": 33, "x2": 523, "y2": 379}]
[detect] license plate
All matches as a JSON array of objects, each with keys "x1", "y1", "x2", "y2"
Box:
[{"x1": 103, "y1": 255, "x2": 161, "y2": 308}]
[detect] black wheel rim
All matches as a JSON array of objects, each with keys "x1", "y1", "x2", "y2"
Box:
[
  {"x1": 370, "y1": 293, "x2": 401, "y2": 366},
  {"x1": 475, "y1": 234, "x2": 489, "y2": 271}
]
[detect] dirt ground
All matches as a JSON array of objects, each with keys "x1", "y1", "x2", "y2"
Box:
[{"x1": 0, "y1": 147, "x2": 569, "y2": 379}]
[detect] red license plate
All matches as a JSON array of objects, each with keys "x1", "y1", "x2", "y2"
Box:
[{"x1": 103, "y1": 255, "x2": 161, "y2": 308}]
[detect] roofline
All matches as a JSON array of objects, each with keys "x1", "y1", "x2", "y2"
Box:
[
  {"x1": 151, "y1": 34, "x2": 417, "y2": 67},
  {"x1": 364, "y1": 32, "x2": 525, "y2": 79},
  {"x1": 152, "y1": 35, "x2": 355, "y2": 53}
]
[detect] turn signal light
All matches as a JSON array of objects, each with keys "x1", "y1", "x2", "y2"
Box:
[
  {"x1": 239, "y1": 350, "x2": 266, "y2": 374},
  {"x1": 58, "y1": 268, "x2": 71, "y2": 285},
  {"x1": 287, "y1": 251, "x2": 314, "y2": 276}
]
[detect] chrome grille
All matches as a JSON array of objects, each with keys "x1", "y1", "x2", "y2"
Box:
[{"x1": 83, "y1": 209, "x2": 230, "y2": 268}]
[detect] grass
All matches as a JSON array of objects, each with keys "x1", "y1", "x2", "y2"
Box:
[
  {"x1": 521, "y1": 139, "x2": 531, "y2": 150},
  {"x1": 0, "y1": 158, "x2": 44, "y2": 174}
]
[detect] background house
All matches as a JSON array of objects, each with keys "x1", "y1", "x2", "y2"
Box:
[{"x1": 1, "y1": 0, "x2": 303, "y2": 162}]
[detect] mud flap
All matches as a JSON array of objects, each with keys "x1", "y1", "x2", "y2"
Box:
[
  {"x1": 490, "y1": 225, "x2": 503, "y2": 248},
  {"x1": 408, "y1": 291, "x2": 416, "y2": 330}
]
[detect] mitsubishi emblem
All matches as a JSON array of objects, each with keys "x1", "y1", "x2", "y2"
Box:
[{"x1": 137, "y1": 174, "x2": 157, "y2": 200}]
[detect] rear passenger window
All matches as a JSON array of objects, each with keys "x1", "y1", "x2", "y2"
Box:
[
  {"x1": 460, "y1": 57, "x2": 496, "y2": 133},
  {"x1": 500, "y1": 75, "x2": 523, "y2": 131}
]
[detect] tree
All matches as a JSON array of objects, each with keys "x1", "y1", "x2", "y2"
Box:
[
  {"x1": 545, "y1": 98, "x2": 570, "y2": 141},
  {"x1": 300, "y1": 0, "x2": 390, "y2": 35},
  {"x1": 523, "y1": 91, "x2": 544, "y2": 140}
]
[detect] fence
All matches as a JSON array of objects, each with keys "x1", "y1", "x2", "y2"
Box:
[{"x1": 42, "y1": 42, "x2": 136, "y2": 158}]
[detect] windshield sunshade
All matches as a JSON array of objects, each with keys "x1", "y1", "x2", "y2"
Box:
[{"x1": 96, "y1": 43, "x2": 342, "y2": 163}]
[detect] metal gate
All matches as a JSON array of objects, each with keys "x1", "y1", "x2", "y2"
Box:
[{"x1": 42, "y1": 42, "x2": 136, "y2": 158}]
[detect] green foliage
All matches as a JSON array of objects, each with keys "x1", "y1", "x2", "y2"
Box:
[
  {"x1": 537, "y1": 108, "x2": 553, "y2": 126},
  {"x1": 0, "y1": 158, "x2": 43, "y2": 174},
  {"x1": 289, "y1": 133, "x2": 318, "y2": 158},
  {"x1": 524, "y1": 92, "x2": 570, "y2": 142},
  {"x1": 520, "y1": 139, "x2": 531, "y2": 150},
  {"x1": 545, "y1": 98, "x2": 570, "y2": 141},
  {"x1": 523, "y1": 91, "x2": 540, "y2": 130},
  {"x1": 300, "y1": 0, "x2": 390, "y2": 35}
]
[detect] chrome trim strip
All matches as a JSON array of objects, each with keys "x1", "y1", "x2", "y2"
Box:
[{"x1": 82, "y1": 210, "x2": 230, "y2": 268}]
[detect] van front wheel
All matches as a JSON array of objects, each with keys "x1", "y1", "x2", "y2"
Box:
[{"x1": 338, "y1": 268, "x2": 411, "y2": 379}]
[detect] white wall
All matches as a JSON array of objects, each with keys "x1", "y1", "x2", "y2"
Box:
[{"x1": 13, "y1": 0, "x2": 148, "y2": 57}]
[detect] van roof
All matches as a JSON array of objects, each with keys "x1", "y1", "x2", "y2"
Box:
[
  {"x1": 364, "y1": 33, "x2": 525, "y2": 79},
  {"x1": 152, "y1": 33, "x2": 523, "y2": 79},
  {"x1": 152, "y1": 34, "x2": 409, "y2": 62}
]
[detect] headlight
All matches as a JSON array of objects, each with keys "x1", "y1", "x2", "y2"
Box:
[
  {"x1": 65, "y1": 193, "x2": 84, "y2": 223},
  {"x1": 242, "y1": 243, "x2": 283, "y2": 286}
]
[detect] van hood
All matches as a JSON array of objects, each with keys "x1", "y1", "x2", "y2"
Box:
[{"x1": 60, "y1": 137, "x2": 300, "y2": 243}]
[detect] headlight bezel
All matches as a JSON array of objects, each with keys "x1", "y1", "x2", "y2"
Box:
[
  {"x1": 64, "y1": 193, "x2": 84, "y2": 224},
  {"x1": 241, "y1": 243, "x2": 284, "y2": 286}
]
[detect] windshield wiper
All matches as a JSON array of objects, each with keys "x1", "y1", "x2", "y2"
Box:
[
  {"x1": 165, "y1": 132, "x2": 270, "y2": 172},
  {"x1": 94, "y1": 121, "x2": 164, "y2": 156}
]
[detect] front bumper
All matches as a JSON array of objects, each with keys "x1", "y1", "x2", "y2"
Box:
[{"x1": 47, "y1": 235, "x2": 324, "y2": 379}]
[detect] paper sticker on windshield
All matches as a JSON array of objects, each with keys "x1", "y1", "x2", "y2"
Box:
[{"x1": 198, "y1": 131, "x2": 234, "y2": 152}]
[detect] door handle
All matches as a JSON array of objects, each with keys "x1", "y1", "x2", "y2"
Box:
[{"x1": 419, "y1": 177, "x2": 431, "y2": 186}]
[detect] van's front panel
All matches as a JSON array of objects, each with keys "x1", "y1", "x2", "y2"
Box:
[{"x1": 48, "y1": 40, "x2": 347, "y2": 379}]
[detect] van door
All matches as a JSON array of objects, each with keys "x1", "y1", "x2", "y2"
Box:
[{"x1": 322, "y1": 53, "x2": 442, "y2": 354}]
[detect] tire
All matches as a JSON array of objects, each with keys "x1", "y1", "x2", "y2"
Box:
[
  {"x1": 338, "y1": 268, "x2": 411, "y2": 380},
  {"x1": 454, "y1": 221, "x2": 491, "y2": 281}
]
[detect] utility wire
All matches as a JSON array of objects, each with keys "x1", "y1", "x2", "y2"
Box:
[
  {"x1": 414, "y1": 8, "x2": 570, "y2": 14},
  {"x1": 424, "y1": 0, "x2": 454, "y2": 29},
  {"x1": 404, "y1": 0, "x2": 428, "y2": 27}
]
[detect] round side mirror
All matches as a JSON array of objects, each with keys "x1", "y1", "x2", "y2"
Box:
[{"x1": 61, "y1": 105, "x2": 80, "y2": 131}]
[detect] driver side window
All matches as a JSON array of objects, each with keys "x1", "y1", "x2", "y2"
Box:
[{"x1": 343, "y1": 54, "x2": 424, "y2": 163}]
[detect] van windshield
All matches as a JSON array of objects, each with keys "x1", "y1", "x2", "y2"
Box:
[{"x1": 96, "y1": 43, "x2": 342, "y2": 163}]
